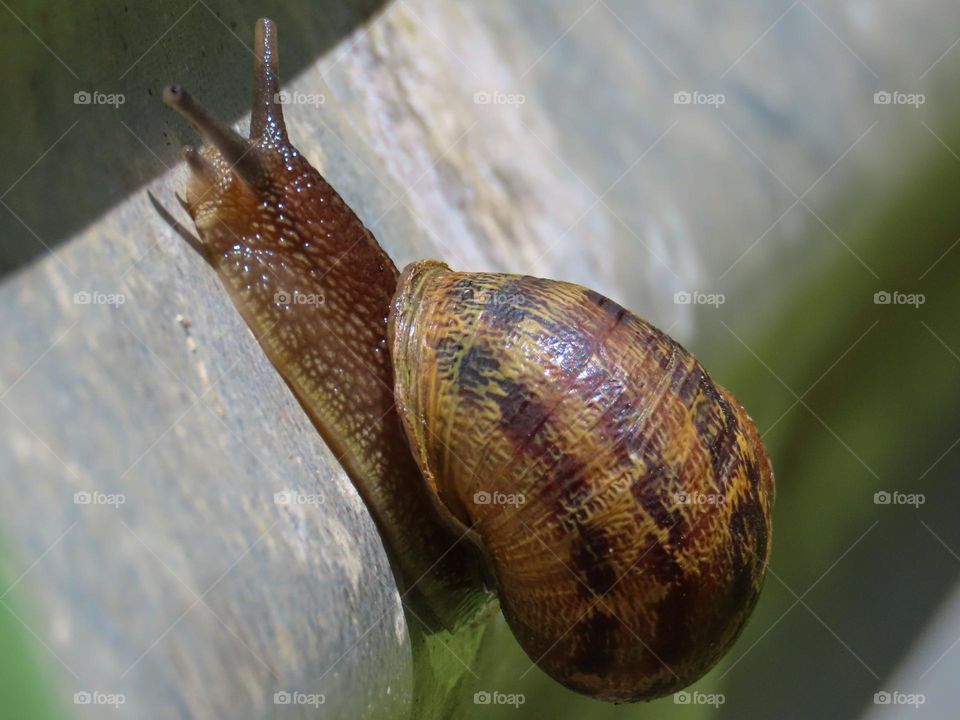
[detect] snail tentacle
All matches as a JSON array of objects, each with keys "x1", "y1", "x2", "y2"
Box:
[
  {"x1": 162, "y1": 84, "x2": 265, "y2": 189},
  {"x1": 250, "y1": 17, "x2": 287, "y2": 141}
]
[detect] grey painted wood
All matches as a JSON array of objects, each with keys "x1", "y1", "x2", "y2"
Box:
[{"x1": 0, "y1": 203, "x2": 412, "y2": 718}]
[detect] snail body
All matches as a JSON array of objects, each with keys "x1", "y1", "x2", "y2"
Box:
[
  {"x1": 162, "y1": 19, "x2": 496, "y2": 632},
  {"x1": 163, "y1": 19, "x2": 774, "y2": 703}
]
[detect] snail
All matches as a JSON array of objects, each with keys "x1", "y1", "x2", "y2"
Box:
[{"x1": 160, "y1": 19, "x2": 774, "y2": 703}]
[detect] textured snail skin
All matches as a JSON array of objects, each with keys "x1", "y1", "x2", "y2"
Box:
[
  {"x1": 163, "y1": 18, "x2": 774, "y2": 703},
  {"x1": 161, "y1": 19, "x2": 496, "y2": 631},
  {"x1": 389, "y1": 261, "x2": 774, "y2": 702}
]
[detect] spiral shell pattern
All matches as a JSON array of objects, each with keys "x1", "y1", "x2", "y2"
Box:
[{"x1": 389, "y1": 260, "x2": 774, "y2": 701}]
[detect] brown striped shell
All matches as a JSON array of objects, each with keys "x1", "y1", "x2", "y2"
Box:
[{"x1": 389, "y1": 260, "x2": 774, "y2": 702}]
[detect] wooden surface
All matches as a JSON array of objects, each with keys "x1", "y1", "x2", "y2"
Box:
[{"x1": 2, "y1": 1, "x2": 959, "y2": 718}]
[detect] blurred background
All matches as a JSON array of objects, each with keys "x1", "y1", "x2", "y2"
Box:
[{"x1": 1, "y1": 0, "x2": 959, "y2": 718}]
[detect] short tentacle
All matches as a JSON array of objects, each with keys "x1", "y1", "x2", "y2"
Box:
[
  {"x1": 182, "y1": 145, "x2": 216, "y2": 182},
  {"x1": 175, "y1": 193, "x2": 191, "y2": 214},
  {"x1": 147, "y1": 191, "x2": 208, "y2": 261}
]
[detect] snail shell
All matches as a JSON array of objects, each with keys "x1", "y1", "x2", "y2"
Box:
[{"x1": 389, "y1": 260, "x2": 774, "y2": 702}]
